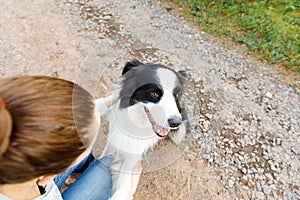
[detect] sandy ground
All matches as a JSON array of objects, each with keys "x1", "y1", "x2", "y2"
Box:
[
  {"x1": 1, "y1": 0, "x2": 299, "y2": 200},
  {"x1": 0, "y1": 1, "x2": 228, "y2": 199}
]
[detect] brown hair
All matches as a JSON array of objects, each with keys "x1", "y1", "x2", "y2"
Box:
[{"x1": 0, "y1": 76, "x2": 97, "y2": 184}]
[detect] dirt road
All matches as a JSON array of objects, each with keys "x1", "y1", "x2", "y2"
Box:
[{"x1": 0, "y1": 0, "x2": 299, "y2": 199}]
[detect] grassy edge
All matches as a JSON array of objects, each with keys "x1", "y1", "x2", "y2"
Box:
[{"x1": 159, "y1": 0, "x2": 300, "y2": 92}]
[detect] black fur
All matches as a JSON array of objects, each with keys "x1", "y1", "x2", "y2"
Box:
[
  {"x1": 129, "y1": 83, "x2": 163, "y2": 106},
  {"x1": 119, "y1": 60, "x2": 186, "y2": 111},
  {"x1": 121, "y1": 59, "x2": 145, "y2": 75}
]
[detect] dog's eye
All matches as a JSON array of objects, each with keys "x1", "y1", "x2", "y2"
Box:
[{"x1": 150, "y1": 91, "x2": 159, "y2": 98}]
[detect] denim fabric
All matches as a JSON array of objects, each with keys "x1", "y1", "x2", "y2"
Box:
[
  {"x1": 54, "y1": 153, "x2": 95, "y2": 190},
  {"x1": 54, "y1": 154, "x2": 112, "y2": 200}
]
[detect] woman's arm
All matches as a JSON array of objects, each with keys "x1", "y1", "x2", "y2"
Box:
[{"x1": 95, "y1": 90, "x2": 119, "y2": 116}]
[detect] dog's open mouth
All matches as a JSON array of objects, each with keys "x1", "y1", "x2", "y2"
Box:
[{"x1": 144, "y1": 107, "x2": 170, "y2": 137}]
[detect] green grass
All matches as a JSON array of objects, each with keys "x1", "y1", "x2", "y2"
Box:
[{"x1": 172, "y1": 0, "x2": 300, "y2": 75}]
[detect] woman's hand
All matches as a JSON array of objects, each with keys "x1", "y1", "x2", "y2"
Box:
[{"x1": 103, "y1": 89, "x2": 120, "y2": 107}]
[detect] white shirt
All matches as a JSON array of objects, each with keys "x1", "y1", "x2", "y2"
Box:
[{"x1": 0, "y1": 180, "x2": 62, "y2": 200}]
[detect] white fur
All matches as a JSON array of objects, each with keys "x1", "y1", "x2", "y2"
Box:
[
  {"x1": 103, "y1": 101, "x2": 162, "y2": 200},
  {"x1": 102, "y1": 68, "x2": 186, "y2": 200},
  {"x1": 105, "y1": 102, "x2": 161, "y2": 156},
  {"x1": 168, "y1": 120, "x2": 187, "y2": 145},
  {"x1": 146, "y1": 68, "x2": 182, "y2": 128}
]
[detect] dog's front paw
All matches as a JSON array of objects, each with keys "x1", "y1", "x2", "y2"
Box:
[{"x1": 110, "y1": 189, "x2": 134, "y2": 200}]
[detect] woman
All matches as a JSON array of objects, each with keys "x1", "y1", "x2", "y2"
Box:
[{"x1": 0, "y1": 76, "x2": 120, "y2": 200}]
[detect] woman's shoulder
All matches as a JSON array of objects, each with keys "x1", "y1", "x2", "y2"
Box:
[
  {"x1": 0, "y1": 193, "x2": 12, "y2": 200},
  {"x1": 34, "y1": 180, "x2": 63, "y2": 200}
]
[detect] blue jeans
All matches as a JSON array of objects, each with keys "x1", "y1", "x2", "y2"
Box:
[{"x1": 54, "y1": 154, "x2": 112, "y2": 200}]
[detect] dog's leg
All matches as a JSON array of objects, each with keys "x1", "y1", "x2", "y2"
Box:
[
  {"x1": 129, "y1": 160, "x2": 142, "y2": 196},
  {"x1": 110, "y1": 158, "x2": 141, "y2": 200}
]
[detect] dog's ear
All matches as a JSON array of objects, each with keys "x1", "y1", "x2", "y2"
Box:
[
  {"x1": 177, "y1": 70, "x2": 187, "y2": 83},
  {"x1": 177, "y1": 70, "x2": 187, "y2": 78},
  {"x1": 122, "y1": 59, "x2": 144, "y2": 75}
]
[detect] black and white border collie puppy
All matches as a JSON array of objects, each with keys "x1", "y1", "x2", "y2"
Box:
[{"x1": 102, "y1": 59, "x2": 188, "y2": 200}]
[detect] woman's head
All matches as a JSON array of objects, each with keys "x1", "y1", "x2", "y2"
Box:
[{"x1": 0, "y1": 76, "x2": 98, "y2": 184}]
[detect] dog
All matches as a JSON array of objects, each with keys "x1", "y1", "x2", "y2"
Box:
[{"x1": 102, "y1": 59, "x2": 188, "y2": 200}]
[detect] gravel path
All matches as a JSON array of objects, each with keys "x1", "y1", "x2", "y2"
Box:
[{"x1": 1, "y1": 0, "x2": 299, "y2": 199}]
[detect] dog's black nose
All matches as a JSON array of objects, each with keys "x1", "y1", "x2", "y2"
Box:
[{"x1": 168, "y1": 117, "x2": 182, "y2": 128}]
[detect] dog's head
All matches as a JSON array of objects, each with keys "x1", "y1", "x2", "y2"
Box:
[{"x1": 119, "y1": 59, "x2": 187, "y2": 142}]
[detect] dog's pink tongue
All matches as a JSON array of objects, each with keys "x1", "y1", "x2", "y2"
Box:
[
  {"x1": 145, "y1": 108, "x2": 170, "y2": 136},
  {"x1": 154, "y1": 124, "x2": 170, "y2": 136}
]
